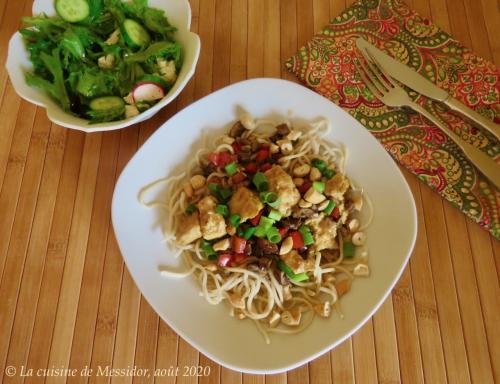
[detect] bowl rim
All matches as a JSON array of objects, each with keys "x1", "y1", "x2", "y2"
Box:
[
  {"x1": 111, "y1": 77, "x2": 418, "y2": 374},
  {"x1": 5, "y1": 0, "x2": 200, "y2": 132}
]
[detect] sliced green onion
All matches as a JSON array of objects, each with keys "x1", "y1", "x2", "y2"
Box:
[
  {"x1": 252, "y1": 172, "x2": 269, "y2": 191},
  {"x1": 208, "y1": 254, "x2": 217, "y2": 261},
  {"x1": 278, "y1": 261, "x2": 309, "y2": 282},
  {"x1": 224, "y1": 161, "x2": 239, "y2": 176},
  {"x1": 343, "y1": 241, "x2": 355, "y2": 258},
  {"x1": 208, "y1": 183, "x2": 220, "y2": 193},
  {"x1": 243, "y1": 227, "x2": 257, "y2": 240},
  {"x1": 215, "y1": 204, "x2": 229, "y2": 218},
  {"x1": 324, "y1": 200, "x2": 336, "y2": 215},
  {"x1": 323, "y1": 168, "x2": 336, "y2": 180},
  {"x1": 268, "y1": 209, "x2": 282, "y2": 221},
  {"x1": 278, "y1": 260, "x2": 294, "y2": 277},
  {"x1": 259, "y1": 191, "x2": 281, "y2": 209},
  {"x1": 229, "y1": 214, "x2": 241, "y2": 227},
  {"x1": 254, "y1": 226, "x2": 267, "y2": 238},
  {"x1": 237, "y1": 226, "x2": 245, "y2": 237},
  {"x1": 311, "y1": 158, "x2": 327, "y2": 171},
  {"x1": 313, "y1": 181, "x2": 325, "y2": 193},
  {"x1": 201, "y1": 240, "x2": 216, "y2": 258},
  {"x1": 268, "y1": 198, "x2": 281, "y2": 208},
  {"x1": 219, "y1": 187, "x2": 233, "y2": 202},
  {"x1": 266, "y1": 227, "x2": 281, "y2": 244},
  {"x1": 185, "y1": 203, "x2": 197, "y2": 215},
  {"x1": 291, "y1": 272, "x2": 309, "y2": 282},
  {"x1": 258, "y1": 216, "x2": 274, "y2": 230},
  {"x1": 299, "y1": 225, "x2": 314, "y2": 246}
]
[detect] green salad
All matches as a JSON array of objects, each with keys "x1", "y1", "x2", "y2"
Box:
[{"x1": 20, "y1": 0, "x2": 182, "y2": 123}]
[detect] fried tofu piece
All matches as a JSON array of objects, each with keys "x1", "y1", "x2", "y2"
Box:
[
  {"x1": 175, "y1": 212, "x2": 202, "y2": 245},
  {"x1": 229, "y1": 186, "x2": 264, "y2": 223},
  {"x1": 264, "y1": 165, "x2": 300, "y2": 217},
  {"x1": 198, "y1": 196, "x2": 227, "y2": 240},
  {"x1": 306, "y1": 216, "x2": 338, "y2": 251},
  {"x1": 325, "y1": 173, "x2": 350, "y2": 200},
  {"x1": 280, "y1": 250, "x2": 306, "y2": 274}
]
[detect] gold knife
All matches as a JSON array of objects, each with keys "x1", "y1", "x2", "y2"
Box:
[{"x1": 356, "y1": 38, "x2": 500, "y2": 141}]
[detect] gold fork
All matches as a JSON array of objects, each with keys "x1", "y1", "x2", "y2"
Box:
[{"x1": 355, "y1": 49, "x2": 500, "y2": 190}]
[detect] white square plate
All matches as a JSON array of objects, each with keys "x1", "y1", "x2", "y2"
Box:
[{"x1": 112, "y1": 78, "x2": 417, "y2": 374}]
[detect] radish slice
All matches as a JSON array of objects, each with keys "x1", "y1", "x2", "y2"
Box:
[{"x1": 133, "y1": 82, "x2": 165, "y2": 102}]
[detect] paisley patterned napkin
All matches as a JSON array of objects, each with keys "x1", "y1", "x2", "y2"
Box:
[{"x1": 286, "y1": 0, "x2": 499, "y2": 239}]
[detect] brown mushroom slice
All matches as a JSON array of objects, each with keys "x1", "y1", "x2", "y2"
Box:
[
  {"x1": 281, "y1": 308, "x2": 301, "y2": 326},
  {"x1": 314, "y1": 301, "x2": 331, "y2": 318}
]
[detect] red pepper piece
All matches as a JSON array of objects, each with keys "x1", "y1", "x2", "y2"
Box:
[
  {"x1": 298, "y1": 182, "x2": 312, "y2": 194},
  {"x1": 208, "y1": 152, "x2": 219, "y2": 165},
  {"x1": 331, "y1": 206, "x2": 341, "y2": 220},
  {"x1": 255, "y1": 147, "x2": 270, "y2": 162},
  {"x1": 231, "y1": 171, "x2": 247, "y2": 184},
  {"x1": 233, "y1": 253, "x2": 248, "y2": 264},
  {"x1": 232, "y1": 142, "x2": 241, "y2": 154},
  {"x1": 289, "y1": 231, "x2": 304, "y2": 249},
  {"x1": 217, "y1": 151, "x2": 236, "y2": 167},
  {"x1": 232, "y1": 236, "x2": 247, "y2": 254},
  {"x1": 244, "y1": 162, "x2": 258, "y2": 174},
  {"x1": 260, "y1": 163, "x2": 272, "y2": 172},
  {"x1": 278, "y1": 226, "x2": 289, "y2": 238},
  {"x1": 249, "y1": 209, "x2": 264, "y2": 226},
  {"x1": 218, "y1": 253, "x2": 233, "y2": 267}
]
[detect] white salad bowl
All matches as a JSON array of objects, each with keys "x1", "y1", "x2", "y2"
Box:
[
  {"x1": 6, "y1": 0, "x2": 200, "y2": 132},
  {"x1": 112, "y1": 78, "x2": 418, "y2": 374}
]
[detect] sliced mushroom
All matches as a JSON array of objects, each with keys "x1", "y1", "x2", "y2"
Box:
[
  {"x1": 353, "y1": 263, "x2": 370, "y2": 277},
  {"x1": 239, "y1": 113, "x2": 256, "y2": 130},
  {"x1": 314, "y1": 301, "x2": 331, "y2": 318},
  {"x1": 276, "y1": 123, "x2": 290, "y2": 136},
  {"x1": 205, "y1": 263, "x2": 217, "y2": 272},
  {"x1": 268, "y1": 310, "x2": 281, "y2": 328},
  {"x1": 286, "y1": 130, "x2": 302, "y2": 141},
  {"x1": 257, "y1": 238, "x2": 278, "y2": 254},
  {"x1": 281, "y1": 308, "x2": 301, "y2": 326},
  {"x1": 276, "y1": 139, "x2": 293, "y2": 154},
  {"x1": 229, "y1": 121, "x2": 246, "y2": 137},
  {"x1": 283, "y1": 285, "x2": 292, "y2": 301}
]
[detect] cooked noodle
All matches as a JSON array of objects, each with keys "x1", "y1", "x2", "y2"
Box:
[{"x1": 139, "y1": 114, "x2": 372, "y2": 343}]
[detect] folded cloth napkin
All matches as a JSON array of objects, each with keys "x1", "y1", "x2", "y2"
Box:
[{"x1": 286, "y1": 0, "x2": 499, "y2": 239}]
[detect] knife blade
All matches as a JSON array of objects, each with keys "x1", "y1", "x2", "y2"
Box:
[{"x1": 355, "y1": 38, "x2": 500, "y2": 140}]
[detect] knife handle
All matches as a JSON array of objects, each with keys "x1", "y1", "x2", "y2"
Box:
[
  {"x1": 445, "y1": 97, "x2": 500, "y2": 141},
  {"x1": 410, "y1": 102, "x2": 500, "y2": 190}
]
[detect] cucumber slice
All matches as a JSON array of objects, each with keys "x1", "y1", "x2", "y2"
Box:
[
  {"x1": 122, "y1": 19, "x2": 151, "y2": 49},
  {"x1": 139, "y1": 74, "x2": 169, "y2": 90},
  {"x1": 55, "y1": 0, "x2": 90, "y2": 23},
  {"x1": 89, "y1": 96, "x2": 125, "y2": 111}
]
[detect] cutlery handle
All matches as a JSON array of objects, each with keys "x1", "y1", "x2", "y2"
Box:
[
  {"x1": 410, "y1": 102, "x2": 500, "y2": 190},
  {"x1": 445, "y1": 97, "x2": 500, "y2": 141}
]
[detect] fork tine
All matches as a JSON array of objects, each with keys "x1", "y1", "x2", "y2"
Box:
[
  {"x1": 363, "y1": 48, "x2": 397, "y2": 89},
  {"x1": 354, "y1": 57, "x2": 384, "y2": 98},
  {"x1": 360, "y1": 48, "x2": 392, "y2": 92}
]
